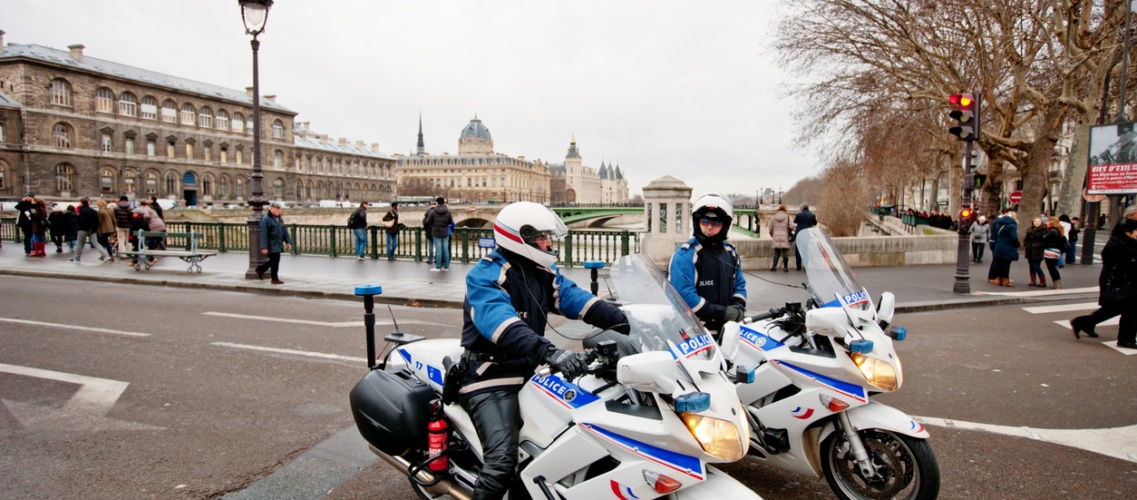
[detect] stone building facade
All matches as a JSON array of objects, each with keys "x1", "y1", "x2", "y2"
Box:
[
  {"x1": 547, "y1": 136, "x2": 629, "y2": 205},
  {"x1": 395, "y1": 116, "x2": 551, "y2": 203},
  {"x1": 0, "y1": 33, "x2": 395, "y2": 205}
]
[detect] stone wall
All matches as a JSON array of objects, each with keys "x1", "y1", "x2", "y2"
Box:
[{"x1": 731, "y1": 233, "x2": 957, "y2": 269}]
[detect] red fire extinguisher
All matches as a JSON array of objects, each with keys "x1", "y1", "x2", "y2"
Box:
[{"x1": 427, "y1": 414, "x2": 449, "y2": 473}]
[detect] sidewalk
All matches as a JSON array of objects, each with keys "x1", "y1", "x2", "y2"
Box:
[{"x1": 0, "y1": 243, "x2": 1103, "y2": 313}]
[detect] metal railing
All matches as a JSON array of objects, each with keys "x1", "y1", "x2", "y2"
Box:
[{"x1": 0, "y1": 217, "x2": 639, "y2": 267}]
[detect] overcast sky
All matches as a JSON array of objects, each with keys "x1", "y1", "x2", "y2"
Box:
[{"x1": 6, "y1": 0, "x2": 821, "y2": 200}]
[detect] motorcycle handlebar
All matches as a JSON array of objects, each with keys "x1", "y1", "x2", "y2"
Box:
[{"x1": 744, "y1": 307, "x2": 786, "y2": 324}]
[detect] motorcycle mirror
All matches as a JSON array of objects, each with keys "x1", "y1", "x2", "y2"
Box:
[
  {"x1": 876, "y1": 292, "x2": 896, "y2": 325},
  {"x1": 720, "y1": 323, "x2": 741, "y2": 360},
  {"x1": 617, "y1": 351, "x2": 678, "y2": 394}
]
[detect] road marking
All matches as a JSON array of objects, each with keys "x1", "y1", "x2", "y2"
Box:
[
  {"x1": 916, "y1": 416, "x2": 1137, "y2": 463},
  {"x1": 0, "y1": 317, "x2": 150, "y2": 337},
  {"x1": 1023, "y1": 302, "x2": 1098, "y2": 314},
  {"x1": 0, "y1": 363, "x2": 163, "y2": 431},
  {"x1": 974, "y1": 286, "x2": 1097, "y2": 297},
  {"x1": 211, "y1": 342, "x2": 366, "y2": 363},
  {"x1": 202, "y1": 312, "x2": 444, "y2": 328}
]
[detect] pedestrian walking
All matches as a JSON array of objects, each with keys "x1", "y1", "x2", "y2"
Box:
[
  {"x1": 48, "y1": 205, "x2": 66, "y2": 253},
  {"x1": 423, "y1": 197, "x2": 453, "y2": 271},
  {"x1": 1024, "y1": 217, "x2": 1047, "y2": 287},
  {"x1": 149, "y1": 196, "x2": 164, "y2": 220},
  {"x1": 423, "y1": 199, "x2": 437, "y2": 264},
  {"x1": 793, "y1": 203, "x2": 817, "y2": 271},
  {"x1": 381, "y1": 202, "x2": 401, "y2": 261},
  {"x1": 15, "y1": 193, "x2": 35, "y2": 255},
  {"x1": 70, "y1": 197, "x2": 111, "y2": 263},
  {"x1": 95, "y1": 199, "x2": 117, "y2": 262},
  {"x1": 27, "y1": 198, "x2": 49, "y2": 257},
  {"x1": 1066, "y1": 216, "x2": 1081, "y2": 265},
  {"x1": 64, "y1": 205, "x2": 79, "y2": 251},
  {"x1": 254, "y1": 202, "x2": 292, "y2": 284},
  {"x1": 970, "y1": 215, "x2": 990, "y2": 263},
  {"x1": 988, "y1": 209, "x2": 1019, "y2": 286},
  {"x1": 768, "y1": 204, "x2": 794, "y2": 272},
  {"x1": 114, "y1": 196, "x2": 133, "y2": 254},
  {"x1": 1042, "y1": 216, "x2": 1066, "y2": 289},
  {"x1": 1070, "y1": 217, "x2": 1137, "y2": 348},
  {"x1": 348, "y1": 201, "x2": 368, "y2": 260},
  {"x1": 1057, "y1": 214, "x2": 1072, "y2": 268}
]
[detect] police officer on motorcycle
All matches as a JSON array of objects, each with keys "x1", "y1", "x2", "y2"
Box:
[
  {"x1": 458, "y1": 201, "x2": 629, "y2": 500},
  {"x1": 668, "y1": 194, "x2": 747, "y2": 338}
]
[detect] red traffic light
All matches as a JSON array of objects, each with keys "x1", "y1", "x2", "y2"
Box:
[
  {"x1": 959, "y1": 206, "x2": 972, "y2": 219},
  {"x1": 950, "y1": 93, "x2": 975, "y2": 108}
]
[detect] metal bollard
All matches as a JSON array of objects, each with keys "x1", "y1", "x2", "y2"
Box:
[
  {"x1": 354, "y1": 284, "x2": 383, "y2": 369},
  {"x1": 584, "y1": 260, "x2": 604, "y2": 296}
]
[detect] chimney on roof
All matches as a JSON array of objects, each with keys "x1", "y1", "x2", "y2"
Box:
[
  {"x1": 338, "y1": 137, "x2": 347, "y2": 146},
  {"x1": 355, "y1": 140, "x2": 364, "y2": 147},
  {"x1": 371, "y1": 143, "x2": 379, "y2": 151},
  {"x1": 0, "y1": 31, "x2": 6, "y2": 56},
  {"x1": 246, "y1": 86, "x2": 254, "y2": 99},
  {"x1": 264, "y1": 94, "x2": 276, "y2": 103},
  {"x1": 68, "y1": 44, "x2": 85, "y2": 62}
]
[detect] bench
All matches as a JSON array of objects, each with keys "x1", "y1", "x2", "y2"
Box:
[{"x1": 118, "y1": 230, "x2": 217, "y2": 273}]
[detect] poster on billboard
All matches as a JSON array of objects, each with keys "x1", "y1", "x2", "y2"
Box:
[{"x1": 1087, "y1": 122, "x2": 1137, "y2": 194}]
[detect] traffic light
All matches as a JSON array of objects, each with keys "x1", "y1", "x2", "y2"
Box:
[
  {"x1": 959, "y1": 205, "x2": 973, "y2": 223},
  {"x1": 949, "y1": 93, "x2": 979, "y2": 141},
  {"x1": 974, "y1": 174, "x2": 987, "y2": 189}
]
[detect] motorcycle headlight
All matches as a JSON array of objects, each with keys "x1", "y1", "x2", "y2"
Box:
[
  {"x1": 679, "y1": 413, "x2": 745, "y2": 461},
  {"x1": 849, "y1": 352, "x2": 902, "y2": 391}
]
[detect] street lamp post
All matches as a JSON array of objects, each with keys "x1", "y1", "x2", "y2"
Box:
[{"x1": 239, "y1": 0, "x2": 273, "y2": 279}]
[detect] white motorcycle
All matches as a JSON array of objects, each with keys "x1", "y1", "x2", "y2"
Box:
[
  {"x1": 719, "y1": 227, "x2": 940, "y2": 500},
  {"x1": 349, "y1": 254, "x2": 761, "y2": 499}
]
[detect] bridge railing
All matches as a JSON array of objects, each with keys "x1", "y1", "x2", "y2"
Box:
[{"x1": 0, "y1": 217, "x2": 639, "y2": 267}]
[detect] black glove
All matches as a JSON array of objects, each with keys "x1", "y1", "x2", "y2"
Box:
[
  {"x1": 724, "y1": 305, "x2": 746, "y2": 323},
  {"x1": 545, "y1": 348, "x2": 587, "y2": 380},
  {"x1": 611, "y1": 310, "x2": 631, "y2": 335}
]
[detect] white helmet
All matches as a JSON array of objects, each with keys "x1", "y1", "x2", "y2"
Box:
[
  {"x1": 691, "y1": 193, "x2": 734, "y2": 243},
  {"x1": 493, "y1": 201, "x2": 568, "y2": 268}
]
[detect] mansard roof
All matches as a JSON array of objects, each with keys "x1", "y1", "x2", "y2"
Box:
[{"x1": 1, "y1": 43, "x2": 295, "y2": 114}]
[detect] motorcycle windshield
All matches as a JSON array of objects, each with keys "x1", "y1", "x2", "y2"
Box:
[
  {"x1": 795, "y1": 227, "x2": 872, "y2": 311},
  {"x1": 602, "y1": 255, "x2": 717, "y2": 361}
]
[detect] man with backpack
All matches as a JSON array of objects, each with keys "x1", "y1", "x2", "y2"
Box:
[{"x1": 348, "y1": 201, "x2": 368, "y2": 260}]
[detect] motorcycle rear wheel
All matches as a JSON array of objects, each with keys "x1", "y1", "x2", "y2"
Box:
[{"x1": 821, "y1": 428, "x2": 940, "y2": 500}]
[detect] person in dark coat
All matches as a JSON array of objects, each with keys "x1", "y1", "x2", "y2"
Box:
[
  {"x1": 989, "y1": 209, "x2": 1020, "y2": 287},
  {"x1": 1023, "y1": 217, "x2": 1047, "y2": 287},
  {"x1": 64, "y1": 205, "x2": 80, "y2": 251},
  {"x1": 1071, "y1": 218, "x2": 1137, "y2": 348},
  {"x1": 348, "y1": 201, "x2": 368, "y2": 260},
  {"x1": 1042, "y1": 216, "x2": 1066, "y2": 289},
  {"x1": 27, "y1": 198, "x2": 49, "y2": 257},
  {"x1": 381, "y1": 202, "x2": 401, "y2": 261},
  {"x1": 70, "y1": 197, "x2": 111, "y2": 263},
  {"x1": 669, "y1": 194, "x2": 748, "y2": 337},
  {"x1": 792, "y1": 203, "x2": 817, "y2": 271},
  {"x1": 15, "y1": 193, "x2": 35, "y2": 255},
  {"x1": 114, "y1": 196, "x2": 133, "y2": 254},
  {"x1": 423, "y1": 197, "x2": 454, "y2": 271},
  {"x1": 48, "y1": 205, "x2": 66, "y2": 253},
  {"x1": 255, "y1": 202, "x2": 292, "y2": 284}
]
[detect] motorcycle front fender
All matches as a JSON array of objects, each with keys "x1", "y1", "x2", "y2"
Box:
[
  {"x1": 673, "y1": 464, "x2": 763, "y2": 499},
  {"x1": 819, "y1": 401, "x2": 930, "y2": 443}
]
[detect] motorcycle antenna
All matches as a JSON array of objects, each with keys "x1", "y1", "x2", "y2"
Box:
[{"x1": 388, "y1": 305, "x2": 404, "y2": 336}]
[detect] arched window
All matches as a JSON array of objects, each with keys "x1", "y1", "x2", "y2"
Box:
[
  {"x1": 180, "y1": 103, "x2": 196, "y2": 126},
  {"x1": 166, "y1": 172, "x2": 178, "y2": 195},
  {"x1": 162, "y1": 99, "x2": 177, "y2": 123},
  {"x1": 216, "y1": 110, "x2": 230, "y2": 130},
  {"x1": 198, "y1": 107, "x2": 213, "y2": 128},
  {"x1": 52, "y1": 123, "x2": 73, "y2": 148},
  {"x1": 95, "y1": 88, "x2": 115, "y2": 113},
  {"x1": 273, "y1": 150, "x2": 283, "y2": 169},
  {"x1": 294, "y1": 180, "x2": 303, "y2": 200},
  {"x1": 182, "y1": 172, "x2": 196, "y2": 186},
  {"x1": 141, "y1": 96, "x2": 158, "y2": 120},
  {"x1": 0, "y1": 162, "x2": 6, "y2": 189},
  {"x1": 202, "y1": 174, "x2": 213, "y2": 196},
  {"x1": 55, "y1": 164, "x2": 75, "y2": 192},
  {"x1": 273, "y1": 178, "x2": 284, "y2": 198},
  {"x1": 272, "y1": 119, "x2": 284, "y2": 139},
  {"x1": 119, "y1": 92, "x2": 137, "y2": 117},
  {"x1": 235, "y1": 176, "x2": 245, "y2": 198},
  {"x1": 100, "y1": 167, "x2": 116, "y2": 193},
  {"x1": 219, "y1": 175, "x2": 230, "y2": 197},
  {"x1": 50, "y1": 79, "x2": 72, "y2": 106},
  {"x1": 145, "y1": 171, "x2": 158, "y2": 194},
  {"x1": 231, "y1": 112, "x2": 245, "y2": 134}
]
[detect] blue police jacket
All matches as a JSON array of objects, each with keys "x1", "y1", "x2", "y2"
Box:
[
  {"x1": 459, "y1": 248, "x2": 625, "y2": 396},
  {"x1": 668, "y1": 237, "x2": 747, "y2": 333}
]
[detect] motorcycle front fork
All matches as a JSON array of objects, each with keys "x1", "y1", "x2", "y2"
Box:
[{"x1": 837, "y1": 411, "x2": 880, "y2": 480}]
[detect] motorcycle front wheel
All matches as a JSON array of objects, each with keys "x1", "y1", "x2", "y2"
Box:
[{"x1": 821, "y1": 428, "x2": 940, "y2": 500}]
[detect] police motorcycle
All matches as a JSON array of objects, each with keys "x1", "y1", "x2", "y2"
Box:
[
  {"x1": 718, "y1": 227, "x2": 940, "y2": 500},
  {"x1": 349, "y1": 254, "x2": 761, "y2": 499}
]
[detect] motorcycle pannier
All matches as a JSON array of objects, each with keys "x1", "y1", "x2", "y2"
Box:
[{"x1": 349, "y1": 368, "x2": 436, "y2": 455}]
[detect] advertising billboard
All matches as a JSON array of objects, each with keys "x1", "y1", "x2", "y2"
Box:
[{"x1": 1087, "y1": 122, "x2": 1137, "y2": 194}]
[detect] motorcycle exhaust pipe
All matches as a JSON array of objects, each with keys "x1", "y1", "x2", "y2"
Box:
[{"x1": 369, "y1": 445, "x2": 473, "y2": 500}]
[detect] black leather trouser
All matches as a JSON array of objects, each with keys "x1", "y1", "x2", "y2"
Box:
[{"x1": 461, "y1": 389, "x2": 521, "y2": 500}]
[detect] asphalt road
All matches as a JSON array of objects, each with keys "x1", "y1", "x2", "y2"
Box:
[{"x1": 2, "y1": 276, "x2": 1136, "y2": 499}]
